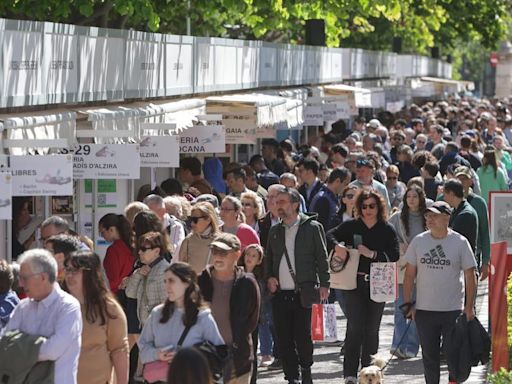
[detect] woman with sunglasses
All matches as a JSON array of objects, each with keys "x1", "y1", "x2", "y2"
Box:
[
  {"x1": 219, "y1": 196, "x2": 260, "y2": 251},
  {"x1": 138, "y1": 262, "x2": 224, "y2": 383},
  {"x1": 387, "y1": 185, "x2": 426, "y2": 359},
  {"x1": 240, "y1": 191, "x2": 263, "y2": 232},
  {"x1": 179, "y1": 202, "x2": 220, "y2": 274},
  {"x1": 133, "y1": 210, "x2": 173, "y2": 263},
  {"x1": 385, "y1": 165, "x2": 407, "y2": 211},
  {"x1": 63, "y1": 250, "x2": 129, "y2": 384},
  {"x1": 326, "y1": 189, "x2": 399, "y2": 384},
  {"x1": 125, "y1": 232, "x2": 170, "y2": 328}
]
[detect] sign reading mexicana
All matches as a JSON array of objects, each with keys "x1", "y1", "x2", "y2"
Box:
[{"x1": 179, "y1": 125, "x2": 225, "y2": 154}]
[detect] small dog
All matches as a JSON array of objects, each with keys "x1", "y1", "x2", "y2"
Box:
[{"x1": 358, "y1": 356, "x2": 386, "y2": 384}]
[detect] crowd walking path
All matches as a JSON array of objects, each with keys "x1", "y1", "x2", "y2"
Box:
[{"x1": 257, "y1": 281, "x2": 489, "y2": 383}]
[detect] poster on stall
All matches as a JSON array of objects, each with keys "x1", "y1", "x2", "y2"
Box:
[
  {"x1": 84, "y1": 179, "x2": 118, "y2": 208},
  {"x1": 179, "y1": 124, "x2": 226, "y2": 153},
  {"x1": 322, "y1": 103, "x2": 337, "y2": 122},
  {"x1": 304, "y1": 106, "x2": 323, "y2": 126},
  {"x1": 140, "y1": 135, "x2": 180, "y2": 167},
  {"x1": 11, "y1": 154, "x2": 73, "y2": 196},
  {"x1": 0, "y1": 172, "x2": 13, "y2": 219},
  {"x1": 71, "y1": 144, "x2": 140, "y2": 179}
]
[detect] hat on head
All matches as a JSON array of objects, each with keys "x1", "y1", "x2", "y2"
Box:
[
  {"x1": 426, "y1": 201, "x2": 453, "y2": 215},
  {"x1": 366, "y1": 119, "x2": 381, "y2": 130},
  {"x1": 210, "y1": 233, "x2": 241, "y2": 251},
  {"x1": 454, "y1": 166, "x2": 472, "y2": 179},
  {"x1": 193, "y1": 194, "x2": 219, "y2": 209}
]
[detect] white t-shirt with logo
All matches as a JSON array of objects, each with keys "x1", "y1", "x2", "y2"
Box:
[{"x1": 404, "y1": 229, "x2": 477, "y2": 312}]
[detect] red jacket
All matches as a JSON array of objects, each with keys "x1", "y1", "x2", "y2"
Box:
[{"x1": 103, "y1": 239, "x2": 134, "y2": 294}]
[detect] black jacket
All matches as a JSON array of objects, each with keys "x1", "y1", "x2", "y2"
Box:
[
  {"x1": 198, "y1": 266, "x2": 260, "y2": 378},
  {"x1": 298, "y1": 180, "x2": 323, "y2": 210},
  {"x1": 446, "y1": 314, "x2": 490, "y2": 383}
]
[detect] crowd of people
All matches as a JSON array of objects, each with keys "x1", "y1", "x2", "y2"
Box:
[{"x1": 1, "y1": 95, "x2": 508, "y2": 384}]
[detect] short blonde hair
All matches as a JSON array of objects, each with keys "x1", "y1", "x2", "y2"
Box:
[
  {"x1": 240, "y1": 190, "x2": 263, "y2": 220},
  {"x1": 124, "y1": 201, "x2": 149, "y2": 224},
  {"x1": 163, "y1": 196, "x2": 183, "y2": 219}
]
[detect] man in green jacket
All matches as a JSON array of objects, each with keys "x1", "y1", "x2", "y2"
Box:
[
  {"x1": 455, "y1": 166, "x2": 491, "y2": 280},
  {"x1": 265, "y1": 187, "x2": 329, "y2": 384}
]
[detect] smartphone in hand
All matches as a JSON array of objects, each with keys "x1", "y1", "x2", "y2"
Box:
[{"x1": 353, "y1": 234, "x2": 363, "y2": 248}]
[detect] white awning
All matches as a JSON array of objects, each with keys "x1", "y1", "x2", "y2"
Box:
[
  {"x1": 0, "y1": 110, "x2": 76, "y2": 155},
  {"x1": 322, "y1": 84, "x2": 373, "y2": 108},
  {"x1": 420, "y1": 77, "x2": 475, "y2": 92}
]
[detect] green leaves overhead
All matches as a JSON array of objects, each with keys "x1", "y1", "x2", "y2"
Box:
[{"x1": 0, "y1": 0, "x2": 509, "y2": 54}]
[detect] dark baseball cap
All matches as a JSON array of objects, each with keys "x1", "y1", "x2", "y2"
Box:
[{"x1": 426, "y1": 201, "x2": 453, "y2": 215}]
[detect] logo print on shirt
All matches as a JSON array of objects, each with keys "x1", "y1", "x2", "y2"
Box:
[{"x1": 420, "y1": 244, "x2": 451, "y2": 269}]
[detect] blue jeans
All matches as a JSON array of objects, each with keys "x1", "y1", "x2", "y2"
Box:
[
  {"x1": 259, "y1": 299, "x2": 274, "y2": 355},
  {"x1": 392, "y1": 284, "x2": 419, "y2": 356}
]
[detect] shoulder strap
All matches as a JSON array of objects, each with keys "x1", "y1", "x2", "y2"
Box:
[
  {"x1": 177, "y1": 325, "x2": 192, "y2": 347},
  {"x1": 282, "y1": 244, "x2": 299, "y2": 293}
]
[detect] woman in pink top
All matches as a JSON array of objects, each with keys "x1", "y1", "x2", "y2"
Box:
[{"x1": 220, "y1": 196, "x2": 260, "y2": 250}]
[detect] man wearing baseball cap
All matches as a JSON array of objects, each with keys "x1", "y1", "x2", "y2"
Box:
[
  {"x1": 403, "y1": 201, "x2": 477, "y2": 384},
  {"x1": 198, "y1": 233, "x2": 261, "y2": 384}
]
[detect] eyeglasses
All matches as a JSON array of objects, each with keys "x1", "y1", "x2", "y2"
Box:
[
  {"x1": 361, "y1": 203, "x2": 377, "y2": 210},
  {"x1": 139, "y1": 246, "x2": 156, "y2": 252},
  {"x1": 18, "y1": 272, "x2": 42, "y2": 282},
  {"x1": 188, "y1": 216, "x2": 207, "y2": 224}
]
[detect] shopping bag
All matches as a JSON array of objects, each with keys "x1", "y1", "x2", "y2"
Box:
[
  {"x1": 311, "y1": 303, "x2": 324, "y2": 341},
  {"x1": 329, "y1": 249, "x2": 360, "y2": 290},
  {"x1": 311, "y1": 303, "x2": 338, "y2": 342},
  {"x1": 370, "y1": 262, "x2": 398, "y2": 303}
]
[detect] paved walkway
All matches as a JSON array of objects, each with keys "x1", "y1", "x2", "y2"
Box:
[{"x1": 257, "y1": 281, "x2": 489, "y2": 383}]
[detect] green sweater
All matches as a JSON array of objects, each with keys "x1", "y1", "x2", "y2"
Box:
[{"x1": 476, "y1": 165, "x2": 508, "y2": 203}]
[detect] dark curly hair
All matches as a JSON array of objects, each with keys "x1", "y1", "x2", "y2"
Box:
[
  {"x1": 160, "y1": 262, "x2": 205, "y2": 327},
  {"x1": 355, "y1": 189, "x2": 388, "y2": 222}
]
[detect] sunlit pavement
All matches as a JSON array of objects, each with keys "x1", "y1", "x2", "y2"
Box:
[{"x1": 256, "y1": 281, "x2": 489, "y2": 383}]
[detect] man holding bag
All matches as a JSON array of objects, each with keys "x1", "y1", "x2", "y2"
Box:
[{"x1": 265, "y1": 187, "x2": 330, "y2": 384}]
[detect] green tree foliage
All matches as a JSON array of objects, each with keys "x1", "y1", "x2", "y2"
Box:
[{"x1": 0, "y1": 0, "x2": 510, "y2": 56}]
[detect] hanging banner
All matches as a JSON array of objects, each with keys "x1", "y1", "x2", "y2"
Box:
[
  {"x1": 323, "y1": 103, "x2": 337, "y2": 122},
  {"x1": 0, "y1": 172, "x2": 13, "y2": 219},
  {"x1": 256, "y1": 125, "x2": 276, "y2": 139},
  {"x1": 221, "y1": 112, "x2": 257, "y2": 144},
  {"x1": 69, "y1": 144, "x2": 140, "y2": 179},
  {"x1": 11, "y1": 155, "x2": 73, "y2": 196},
  {"x1": 490, "y1": 241, "x2": 512, "y2": 372},
  {"x1": 179, "y1": 124, "x2": 226, "y2": 153},
  {"x1": 304, "y1": 106, "x2": 323, "y2": 126},
  {"x1": 140, "y1": 135, "x2": 180, "y2": 168}
]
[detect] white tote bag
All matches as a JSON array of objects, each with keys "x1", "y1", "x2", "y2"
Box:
[
  {"x1": 369, "y1": 262, "x2": 398, "y2": 303},
  {"x1": 329, "y1": 249, "x2": 360, "y2": 290}
]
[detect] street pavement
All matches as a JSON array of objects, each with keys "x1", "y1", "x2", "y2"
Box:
[{"x1": 256, "y1": 281, "x2": 489, "y2": 384}]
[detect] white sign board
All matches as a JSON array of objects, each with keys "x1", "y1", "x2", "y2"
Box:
[
  {"x1": 334, "y1": 101, "x2": 351, "y2": 119},
  {"x1": 0, "y1": 172, "x2": 13, "y2": 219},
  {"x1": 386, "y1": 101, "x2": 405, "y2": 113},
  {"x1": 222, "y1": 112, "x2": 257, "y2": 144},
  {"x1": 304, "y1": 106, "x2": 323, "y2": 126},
  {"x1": 256, "y1": 126, "x2": 276, "y2": 139},
  {"x1": 70, "y1": 144, "x2": 140, "y2": 179},
  {"x1": 11, "y1": 155, "x2": 73, "y2": 196},
  {"x1": 179, "y1": 124, "x2": 226, "y2": 153},
  {"x1": 140, "y1": 136, "x2": 180, "y2": 168},
  {"x1": 323, "y1": 103, "x2": 337, "y2": 122}
]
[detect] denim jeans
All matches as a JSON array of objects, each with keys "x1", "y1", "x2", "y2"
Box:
[
  {"x1": 392, "y1": 284, "x2": 419, "y2": 356},
  {"x1": 259, "y1": 299, "x2": 274, "y2": 356},
  {"x1": 334, "y1": 288, "x2": 348, "y2": 317}
]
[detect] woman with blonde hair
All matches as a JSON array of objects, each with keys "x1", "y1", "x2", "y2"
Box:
[
  {"x1": 179, "y1": 202, "x2": 220, "y2": 274},
  {"x1": 240, "y1": 191, "x2": 263, "y2": 232}
]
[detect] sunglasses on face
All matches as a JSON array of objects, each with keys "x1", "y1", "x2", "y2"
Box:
[
  {"x1": 139, "y1": 246, "x2": 156, "y2": 252},
  {"x1": 361, "y1": 203, "x2": 377, "y2": 210},
  {"x1": 188, "y1": 216, "x2": 207, "y2": 224}
]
